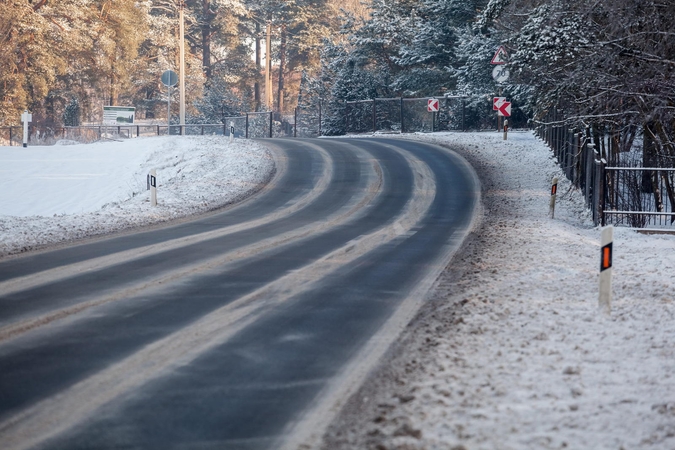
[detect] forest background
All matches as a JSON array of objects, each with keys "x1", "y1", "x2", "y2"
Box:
[{"x1": 1, "y1": 0, "x2": 673, "y2": 157}]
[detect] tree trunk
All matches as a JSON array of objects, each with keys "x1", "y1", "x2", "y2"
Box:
[
  {"x1": 202, "y1": 0, "x2": 212, "y2": 80},
  {"x1": 277, "y1": 23, "x2": 287, "y2": 114},
  {"x1": 109, "y1": 62, "x2": 118, "y2": 106},
  {"x1": 642, "y1": 122, "x2": 657, "y2": 193}
]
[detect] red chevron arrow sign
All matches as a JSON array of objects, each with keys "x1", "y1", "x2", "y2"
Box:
[
  {"x1": 427, "y1": 98, "x2": 440, "y2": 112},
  {"x1": 496, "y1": 101, "x2": 511, "y2": 117}
]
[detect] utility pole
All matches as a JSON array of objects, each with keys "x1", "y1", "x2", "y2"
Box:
[
  {"x1": 254, "y1": 21, "x2": 261, "y2": 111},
  {"x1": 179, "y1": 0, "x2": 186, "y2": 134},
  {"x1": 265, "y1": 22, "x2": 272, "y2": 111}
]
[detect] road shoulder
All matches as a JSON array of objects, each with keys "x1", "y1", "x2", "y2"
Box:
[{"x1": 320, "y1": 131, "x2": 675, "y2": 450}]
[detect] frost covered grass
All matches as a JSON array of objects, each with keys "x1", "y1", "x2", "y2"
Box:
[
  {"x1": 0, "y1": 136, "x2": 274, "y2": 257},
  {"x1": 324, "y1": 131, "x2": 675, "y2": 450}
]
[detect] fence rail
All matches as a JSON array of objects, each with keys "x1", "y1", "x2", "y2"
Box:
[{"x1": 535, "y1": 115, "x2": 675, "y2": 229}]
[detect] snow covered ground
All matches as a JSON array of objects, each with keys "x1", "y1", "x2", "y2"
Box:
[
  {"x1": 0, "y1": 136, "x2": 274, "y2": 257},
  {"x1": 323, "y1": 131, "x2": 675, "y2": 450}
]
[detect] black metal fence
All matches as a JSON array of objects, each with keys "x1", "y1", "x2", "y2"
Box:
[
  {"x1": 343, "y1": 96, "x2": 467, "y2": 134},
  {"x1": 0, "y1": 111, "x2": 277, "y2": 146},
  {"x1": 535, "y1": 118, "x2": 675, "y2": 229}
]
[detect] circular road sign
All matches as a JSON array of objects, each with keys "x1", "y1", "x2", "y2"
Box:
[
  {"x1": 492, "y1": 66, "x2": 510, "y2": 83},
  {"x1": 161, "y1": 70, "x2": 178, "y2": 87}
]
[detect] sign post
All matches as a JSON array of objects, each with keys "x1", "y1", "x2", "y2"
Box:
[
  {"x1": 428, "y1": 99, "x2": 439, "y2": 132},
  {"x1": 161, "y1": 70, "x2": 178, "y2": 129},
  {"x1": 599, "y1": 226, "x2": 613, "y2": 314},
  {"x1": 21, "y1": 111, "x2": 32, "y2": 148},
  {"x1": 491, "y1": 46, "x2": 509, "y2": 133}
]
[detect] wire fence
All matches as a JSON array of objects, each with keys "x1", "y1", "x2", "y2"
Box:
[
  {"x1": 0, "y1": 111, "x2": 278, "y2": 147},
  {"x1": 343, "y1": 96, "x2": 468, "y2": 134},
  {"x1": 535, "y1": 113, "x2": 675, "y2": 229}
]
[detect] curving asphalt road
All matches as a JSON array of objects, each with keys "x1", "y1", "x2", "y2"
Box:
[{"x1": 0, "y1": 138, "x2": 479, "y2": 450}]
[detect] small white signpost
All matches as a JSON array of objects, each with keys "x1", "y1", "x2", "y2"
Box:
[
  {"x1": 229, "y1": 121, "x2": 235, "y2": 144},
  {"x1": 599, "y1": 226, "x2": 613, "y2": 314},
  {"x1": 149, "y1": 169, "x2": 157, "y2": 207},
  {"x1": 21, "y1": 110, "x2": 32, "y2": 148}
]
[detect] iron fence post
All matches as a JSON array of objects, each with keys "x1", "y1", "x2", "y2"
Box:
[
  {"x1": 318, "y1": 100, "x2": 322, "y2": 136},
  {"x1": 245, "y1": 113, "x2": 249, "y2": 138},
  {"x1": 294, "y1": 107, "x2": 297, "y2": 138},
  {"x1": 462, "y1": 99, "x2": 466, "y2": 132},
  {"x1": 269, "y1": 111, "x2": 273, "y2": 138},
  {"x1": 400, "y1": 97, "x2": 404, "y2": 133},
  {"x1": 345, "y1": 102, "x2": 349, "y2": 134},
  {"x1": 372, "y1": 99, "x2": 376, "y2": 133}
]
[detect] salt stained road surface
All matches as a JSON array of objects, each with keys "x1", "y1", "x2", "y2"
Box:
[
  {"x1": 322, "y1": 131, "x2": 675, "y2": 450},
  {"x1": 0, "y1": 136, "x2": 274, "y2": 257}
]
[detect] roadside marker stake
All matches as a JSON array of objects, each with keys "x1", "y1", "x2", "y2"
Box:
[
  {"x1": 503, "y1": 119, "x2": 508, "y2": 140},
  {"x1": 150, "y1": 169, "x2": 157, "y2": 207},
  {"x1": 229, "y1": 121, "x2": 235, "y2": 144},
  {"x1": 549, "y1": 177, "x2": 558, "y2": 218},
  {"x1": 599, "y1": 226, "x2": 613, "y2": 314}
]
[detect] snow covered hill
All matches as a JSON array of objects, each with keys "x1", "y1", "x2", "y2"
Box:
[{"x1": 0, "y1": 136, "x2": 274, "y2": 257}]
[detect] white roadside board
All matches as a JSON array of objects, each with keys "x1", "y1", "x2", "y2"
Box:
[{"x1": 103, "y1": 106, "x2": 136, "y2": 125}]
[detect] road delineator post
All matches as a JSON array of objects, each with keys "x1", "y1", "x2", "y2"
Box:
[
  {"x1": 549, "y1": 177, "x2": 558, "y2": 218},
  {"x1": 229, "y1": 121, "x2": 235, "y2": 144},
  {"x1": 149, "y1": 169, "x2": 157, "y2": 207},
  {"x1": 503, "y1": 119, "x2": 508, "y2": 140},
  {"x1": 599, "y1": 225, "x2": 613, "y2": 315}
]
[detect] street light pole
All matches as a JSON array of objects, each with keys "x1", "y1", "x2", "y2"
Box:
[{"x1": 179, "y1": 1, "x2": 186, "y2": 135}]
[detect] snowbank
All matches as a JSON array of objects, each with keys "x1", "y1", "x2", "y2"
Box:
[{"x1": 0, "y1": 136, "x2": 274, "y2": 257}]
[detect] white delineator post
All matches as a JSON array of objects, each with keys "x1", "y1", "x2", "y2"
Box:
[
  {"x1": 599, "y1": 225, "x2": 613, "y2": 314},
  {"x1": 503, "y1": 118, "x2": 508, "y2": 140},
  {"x1": 21, "y1": 110, "x2": 32, "y2": 148},
  {"x1": 549, "y1": 176, "x2": 558, "y2": 218},
  {"x1": 149, "y1": 169, "x2": 157, "y2": 207},
  {"x1": 229, "y1": 121, "x2": 235, "y2": 144}
]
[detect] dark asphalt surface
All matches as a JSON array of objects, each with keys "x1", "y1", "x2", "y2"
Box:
[{"x1": 0, "y1": 138, "x2": 478, "y2": 450}]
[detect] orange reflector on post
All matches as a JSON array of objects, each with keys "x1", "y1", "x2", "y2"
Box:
[
  {"x1": 551, "y1": 184, "x2": 557, "y2": 196},
  {"x1": 600, "y1": 243, "x2": 612, "y2": 271}
]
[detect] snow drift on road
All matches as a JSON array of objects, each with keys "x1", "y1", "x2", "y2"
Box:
[{"x1": 0, "y1": 136, "x2": 274, "y2": 257}]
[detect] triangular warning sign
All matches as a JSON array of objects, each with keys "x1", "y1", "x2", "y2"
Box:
[{"x1": 491, "y1": 46, "x2": 508, "y2": 65}]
